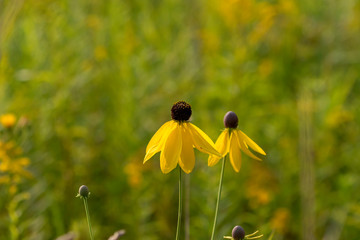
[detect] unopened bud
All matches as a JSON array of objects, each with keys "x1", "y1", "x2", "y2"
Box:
[
  {"x1": 232, "y1": 225, "x2": 245, "y2": 240},
  {"x1": 224, "y1": 111, "x2": 238, "y2": 128},
  {"x1": 79, "y1": 185, "x2": 90, "y2": 198}
]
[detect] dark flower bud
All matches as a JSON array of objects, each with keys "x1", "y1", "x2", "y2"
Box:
[
  {"x1": 224, "y1": 111, "x2": 238, "y2": 128},
  {"x1": 79, "y1": 185, "x2": 90, "y2": 198},
  {"x1": 232, "y1": 225, "x2": 245, "y2": 240},
  {"x1": 171, "y1": 101, "x2": 192, "y2": 121}
]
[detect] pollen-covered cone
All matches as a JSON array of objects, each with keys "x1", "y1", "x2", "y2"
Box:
[
  {"x1": 144, "y1": 120, "x2": 221, "y2": 174},
  {"x1": 208, "y1": 129, "x2": 266, "y2": 172}
]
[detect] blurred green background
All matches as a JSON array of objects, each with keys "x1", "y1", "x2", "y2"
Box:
[{"x1": 1, "y1": 0, "x2": 360, "y2": 239}]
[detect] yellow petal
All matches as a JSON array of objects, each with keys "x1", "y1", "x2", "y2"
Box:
[
  {"x1": 145, "y1": 121, "x2": 173, "y2": 153},
  {"x1": 238, "y1": 130, "x2": 266, "y2": 155},
  {"x1": 229, "y1": 132, "x2": 242, "y2": 172},
  {"x1": 144, "y1": 121, "x2": 174, "y2": 163},
  {"x1": 235, "y1": 131, "x2": 262, "y2": 161},
  {"x1": 187, "y1": 123, "x2": 222, "y2": 157},
  {"x1": 208, "y1": 129, "x2": 230, "y2": 166},
  {"x1": 179, "y1": 125, "x2": 195, "y2": 174},
  {"x1": 160, "y1": 123, "x2": 182, "y2": 173}
]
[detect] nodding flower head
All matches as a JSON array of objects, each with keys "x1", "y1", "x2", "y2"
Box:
[
  {"x1": 232, "y1": 225, "x2": 246, "y2": 240},
  {"x1": 224, "y1": 226, "x2": 263, "y2": 240},
  {"x1": 224, "y1": 111, "x2": 238, "y2": 129},
  {"x1": 144, "y1": 100, "x2": 221, "y2": 174},
  {"x1": 171, "y1": 101, "x2": 192, "y2": 122},
  {"x1": 78, "y1": 185, "x2": 90, "y2": 198}
]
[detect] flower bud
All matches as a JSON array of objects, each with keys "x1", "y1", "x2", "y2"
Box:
[
  {"x1": 224, "y1": 111, "x2": 238, "y2": 128},
  {"x1": 79, "y1": 185, "x2": 90, "y2": 198},
  {"x1": 232, "y1": 225, "x2": 245, "y2": 240}
]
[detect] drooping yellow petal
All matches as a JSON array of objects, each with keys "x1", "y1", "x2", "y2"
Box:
[
  {"x1": 208, "y1": 129, "x2": 230, "y2": 166},
  {"x1": 145, "y1": 121, "x2": 173, "y2": 153},
  {"x1": 235, "y1": 130, "x2": 262, "y2": 161},
  {"x1": 160, "y1": 124, "x2": 182, "y2": 174},
  {"x1": 187, "y1": 123, "x2": 222, "y2": 157},
  {"x1": 229, "y1": 132, "x2": 242, "y2": 172},
  {"x1": 144, "y1": 121, "x2": 174, "y2": 163},
  {"x1": 179, "y1": 125, "x2": 195, "y2": 174},
  {"x1": 238, "y1": 130, "x2": 266, "y2": 155}
]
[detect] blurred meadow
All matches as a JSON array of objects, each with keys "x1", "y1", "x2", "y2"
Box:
[{"x1": 1, "y1": 0, "x2": 360, "y2": 239}]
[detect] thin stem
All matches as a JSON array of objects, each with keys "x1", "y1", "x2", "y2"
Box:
[
  {"x1": 175, "y1": 167, "x2": 183, "y2": 240},
  {"x1": 83, "y1": 197, "x2": 94, "y2": 240},
  {"x1": 185, "y1": 173, "x2": 190, "y2": 240},
  {"x1": 211, "y1": 157, "x2": 226, "y2": 240}
]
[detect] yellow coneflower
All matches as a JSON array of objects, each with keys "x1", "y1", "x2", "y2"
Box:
[
  {"x1": 144, "y1": 101, "x2": 221, "y2": 240},
  {"x1": 144, "y1": 101, "x2": 221, "y2": 174},
  {"x1": 208, "y1": 111, "x2": 266, "y2": 172},
  {"x1": 210, "y1": 111, "x2": 266, "y2": 240}
]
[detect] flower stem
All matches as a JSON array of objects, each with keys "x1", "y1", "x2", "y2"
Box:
[
  {"x1": 175, "y1": 167, "x2": 183, "y2": 240},
  {"x1": 211, "y1": 157, "x2": 226, "y2": 240},
  {"x1": 83, "y1": 197, "x2": 94, "y2": 240}
]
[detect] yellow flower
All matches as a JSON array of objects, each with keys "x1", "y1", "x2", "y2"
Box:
[
  {"x1": 0, "y1": 114, "x2": 16, "y2": 128},
  {"x1": 208, "y1": 111, "x2": 266, "y2": 172},
  {"x1": 144, "y1": 101, "x2": 221, "y2": 174},
  {"x1": 271, "y1": 208, "x2": 290, "y2": 234}
]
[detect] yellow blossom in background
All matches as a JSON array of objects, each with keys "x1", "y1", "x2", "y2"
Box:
[
  {"x1": 208, "y1": 111, "x2": 266, "y2": 172},
  {"x1": 216, "y1": 0, "x2": 255, "y2": 29},
  {"x1": 200, "y1": 30, "x2": 220, "y2": 53},
  {"x1": 271, "y1": 208, "x2": 290, "y2": 234},
  {"x1": 259, "y1": 59, "x2": 274, "y2": 78},
  {"x1": 0, "y1": 139, "x2": 32, "y2": 195},
  {"x1": 248, "y1": 3, "x2": 276, "y2": 44},
  {"x1": 144, "y1": 101, "x2": 221, "y2": 174},
  {"x1": 124, "y1": 160, "x2": 143, "y2": 187},
  {"x1": 325, "y1": 107, "x2": 354, "y2": 128},
  {"x1": 94, "y1": 45, "x2": 108, "y2": 61},
  {"x1": 86, "y1": 15, "x2": 101, "y2": 30},
  {"x1": 245, "y1": 164, "x2": 276, "y2": 208},
  {"x1": 0, "y1": 175, "x2": 10, "y2": 184},
  {"x1": 0, "y1": 114, "x2": 16, "y2": 128}
]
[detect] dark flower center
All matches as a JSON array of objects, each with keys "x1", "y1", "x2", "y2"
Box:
[
  {"x1": 171, "y1": 101, "x2": 192, "y2": 121},
  {"x1": 232, "y1": 225, "x2": 245, "y2": 240},
  {"x1": 224, "y1": 111, "x2": 238, "y2": 128}
]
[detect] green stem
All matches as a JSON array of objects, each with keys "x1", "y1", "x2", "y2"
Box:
[
  {"x1": 83, "y1": 197, "x2": 94, "y2": 240},
  {"x1": 211, "y1": 157, "x2": 226, "y2": 240},
  {"x1": 175, "y1": 167, "x2": 183, "y2": 240}
]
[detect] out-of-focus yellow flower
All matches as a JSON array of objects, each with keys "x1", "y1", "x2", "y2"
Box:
[
  {"x1": 247, "y1": 188, "x2": 270, "y2": 206},
  {"x1": 245, "y1": 164, "x2": 276, "y2": 207},
  {"x1": 0, "y1": 175, "x2": 10, "y2": 184},
  {"x1": 124, "y1": 161, "x2": 143, "y2": 187},
  {"x1": 86, "y1": 15, "x2": 101, "y2": 30},
  {"x1": 326, "y1": 107, "x2": 354, "y2": 128},
  {"x1": 201, "y1": 30, "x2": 220, "y2": 53},
  {"x1": 0, "y1": 141, "x2": 32, "y2": 189},
  {"x1": 94, "y1": 45, "x2": 107, "y2": 61},
  {"x1": 248, "y1": 4, "x2": 276, "y2": 44},
  {"x1": 144, "y1": 101, "x2": 221, "y2": 174},
  {"x1": 259, "y1": 59, "x2": 274, "y2": 78},
  {"x1": 208, "y1": 111, "x2": 266, "y2": 172},
  {"x1": 217, "y1": 0, "x2": 254, "y2": 28},
  {"x1": 278, "y1": 0, "x2": 298, "y2": 16},
  {"x1": 271, "y1": 208, "x2": 290, "y2": 234},
  {"x1": 0, "y1": 114, "x2": 16, "y2": 128},
  {"x1": 9, "y1": 185, "x2": 17, "y2": 195}
]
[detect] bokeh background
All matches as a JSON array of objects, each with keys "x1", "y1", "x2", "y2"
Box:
[{"x1": 1, "y1": 0, "x2": 360, "y2": 239}]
